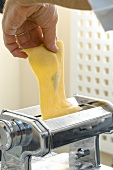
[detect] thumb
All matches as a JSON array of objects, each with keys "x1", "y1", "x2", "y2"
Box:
[
  {"x1": 38, "y1": 4, "x2": 58, "y2": 52},
  {"x1": 43, "y1": 26, "x2": 58, "y2": 52}
]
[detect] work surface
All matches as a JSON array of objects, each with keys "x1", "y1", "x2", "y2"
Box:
[
  {"x1": 0, "y1": 152, "x2": 108, "y2": 170},
  {"x1": 31, "y1": 153, "x2": 113, "y2": 170}
]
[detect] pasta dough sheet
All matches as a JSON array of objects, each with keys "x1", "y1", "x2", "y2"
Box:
[{"x1": 23, "y1": 41, "x2": 80, "y2": 120}]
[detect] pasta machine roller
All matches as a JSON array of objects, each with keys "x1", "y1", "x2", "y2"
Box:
[{"x1": 0, "y1": 94, "x2": 113, "y2": 170}]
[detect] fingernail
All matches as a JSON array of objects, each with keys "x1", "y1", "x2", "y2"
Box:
[
  {"x1": 52, "y1": 44, "x2": 59, "y2": 52},
  {"x1": 46, "y1": 43, "x2": 58, "y2": 52}
]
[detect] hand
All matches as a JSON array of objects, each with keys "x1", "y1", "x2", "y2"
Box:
[{"x1": 2, "y1": 1, "x2": 58, "y2": 58}]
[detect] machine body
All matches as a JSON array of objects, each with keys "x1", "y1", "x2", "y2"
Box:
[{"x1": 0, "y1": 95, "x2": 113, "y2": 169}]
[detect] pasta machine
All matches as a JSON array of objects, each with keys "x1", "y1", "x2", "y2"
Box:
[{"x1": 0, "y1": 94, "x2": 113, "y2": 170}]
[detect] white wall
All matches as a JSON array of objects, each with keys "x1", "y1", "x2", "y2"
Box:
[
  {"x1": 19, "y1": 59, "x2": 39, "y2": 108},
  {"x1": 0, "y1": 14, "x2": 20, "y2": 111},
  {"x1": 57, "y1": 6, "x2": 71, "y2": 97}
]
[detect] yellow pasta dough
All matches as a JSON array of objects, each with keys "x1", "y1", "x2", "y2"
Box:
[{"x1": 23, "y1": 41, "x2": 80, "y2": 120}]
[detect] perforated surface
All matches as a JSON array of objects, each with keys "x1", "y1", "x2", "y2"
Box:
[{"x1": 70, "y1": 11, "x2": 113, "y2": 103}]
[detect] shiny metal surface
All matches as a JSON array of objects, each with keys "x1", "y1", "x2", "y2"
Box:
[
  {"x1": 0, "y1": 120, "x2": 12, "y2": 150},
  {"x1": 0, "y1": 95, "x2": 113, "y2": 169},
  {"x1": 43, "y1": 106, "x2": 111, "y2": 131},
  {"x1": 69, "y1": 136, "x2": 100, "y2": 169},
  {"x1": 16, "y1": 105, "x2": 41, "y2": 117},
  {"x1": 0, "y1": 110, "x2": 50, "y2": 170},
  {"x1": 40, "y1": 99, "x2": 113, "y2": 149}
]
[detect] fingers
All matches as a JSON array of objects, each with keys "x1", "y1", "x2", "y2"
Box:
[
  {"x1": 31, "y1": 4, "x2": 58, "y2": 52},
  {"x1": 2, "y1": 2, "x2": 31, "y2": 58},
  {"x1": 11, "y1": 48, "x2": 28, "y2": 59},
  {"x1": 2, "y1": 1, "x2": 28, "y2": 35},
  {"x1": 3, "y1": 3, "x2": 43, "y2": 58},
  {"x1": 43, "y1": 26, "x2": 58, "y2": 53},
  {"x1": 42, "y1": 6, "x2": 58, "y2": 52},
  {"x1": 3, "y1": 32, "x2": 28, "y2": 58},
  {"x1": 3, "y1": 26, "x2": 43, "y2": 58},
  {"x1": 16, "y1": 26, "x2": 43, "y2": 49},
  {"x1": 2, "y1": 1, "x2": 58, "y2": 59}
]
